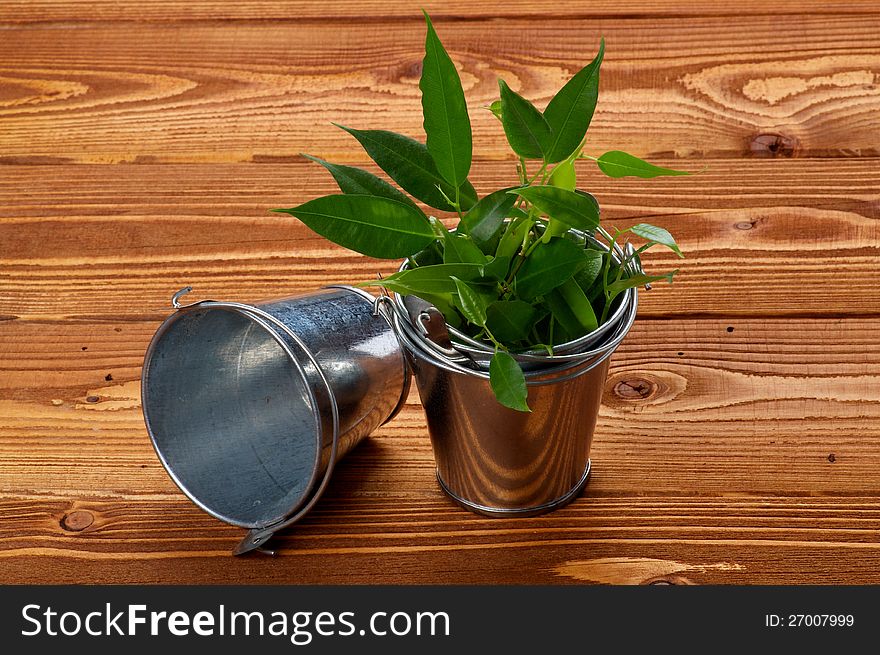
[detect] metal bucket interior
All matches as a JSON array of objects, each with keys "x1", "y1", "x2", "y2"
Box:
[
  {"x1": 142, "y1": 286, "x2": 409, "y2": 554},
  {"x1": 143, "y1": 307, "x2": 327, "y2": 529}
]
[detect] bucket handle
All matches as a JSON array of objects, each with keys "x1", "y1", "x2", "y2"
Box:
[
  {"x1": 171, "y1": 286, "x2": 201, "y2": 309},
  {"x1": 382, "y1": 285, "x2": 637, "y2": 385}
]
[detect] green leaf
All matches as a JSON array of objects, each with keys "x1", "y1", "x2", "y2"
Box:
[
  {"x1": 605, "y1": 270, "x2": 677, "y2": 298},
  {"x1": 301, "y1": 154, "x2": 418, "y2": 209},
  {"x1": 335, "y1": 125, "x2": 476, "y2": 211},
  {"x1": 546, "y1": 277, "x2": 597, "y2": 335},
  {"x1": 489, "y1": 350, "x2": 530, "y2": 412},
  {"x1": 486, "y1": 300, "x2": 540, "y2": 343},
  {"x1": 498, "y1": 79, "x2": 552, "y2": 160},
  {"x1": 630, "y1": 223, "x2": 684, "y2": 258},
  {"x1": 545, "y1": 157, "x2": 578, "y2": 241},
  {"x1": 481, "y1": 255, "x2": 511, "y2": 281},
  {"x1": 543, "y1": 39, "x2": 605, "y2": 163},
  {"x1": 451, "y1": 276, "x2": 490, "y2": 327},
  {"x1": 512, "y1": 186, "x2": 599, "y2": 232},
  {"x1": 274, "y1": 194, "x2": 433, "y2": 259},
  {"x1": 487, "y1": 100, "x2": 503, "y2": 120},
  {"x1": 443, "y1": 232, "x2": 488, "y2": 265},
  {"x1": 495, "y1": 215, "x2": 531, "y2": 262},
  {"x1": 548, "y1": 158, "x2": 576, "y2": 191},
  {"x1": 458, "y1": 188, "x2": 518, "y2": 251},
  {"x1": 421, "y1": 12, "x2": 472, "y2": 186},
  {"x1": 595, "y1": 151, "x2": 690, "y2": 179},
  {"x1": 412, "y1": 242, "x2": 444, "y2": 267},
  {"x1": 361, "y1": 263, "x2": 484, "y2": 296},
  {"x1": 513, "y1": 237, "x2": 589, "y2": 300},
  {"x1": 544, "y1": 291, "x2": 580, "y2": 341},
  {"x1": 574, "y1": 248, "x2": 604, "y2": 290}
]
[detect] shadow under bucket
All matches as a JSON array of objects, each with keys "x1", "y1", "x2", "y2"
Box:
[{"x1": 142, "y1": 286, "x2": 409, "y2": 555}]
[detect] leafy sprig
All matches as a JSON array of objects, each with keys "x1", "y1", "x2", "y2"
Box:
[{"x1": 274, "y1": 12, "x2": 690, "y2": 412}]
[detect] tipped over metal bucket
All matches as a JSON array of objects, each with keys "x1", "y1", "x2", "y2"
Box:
[{"x1": 141, "y1": 286, "x2": 409, "y2": 555}]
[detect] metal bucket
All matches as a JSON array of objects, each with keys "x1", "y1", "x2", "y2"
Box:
[
  {"x1": 387, "y1": 284, "x2": 638, "y2": 517},
  {"x1": 141, "y1": 285, "x2": 410, "y2": 554}
]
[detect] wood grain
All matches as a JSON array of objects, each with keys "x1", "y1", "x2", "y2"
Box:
[
  {"x1": 1, "y1": 16, "x2": 879, "y2": 163},
  {"x1": 1, "y1": 318, "x2": 877, "y2": 501},
  {"x1": 2, "y1": 0, "x2": 879, "y2": 585},
  {"x1": 4, "y1": 495, "x2": 880, "y2": 584},
  {"x1": 1, "y1": 160, "x2": 878, "y2": 319},
  {"x1": 3, "y1": 0, "x2": 880, "y2": 22}
]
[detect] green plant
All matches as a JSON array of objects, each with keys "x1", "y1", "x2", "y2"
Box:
[{"x1": 274, "y1": 12, "x2": 688, "y2": 412}]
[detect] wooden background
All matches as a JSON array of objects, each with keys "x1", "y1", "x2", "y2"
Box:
[{"x1": 1, "y1": 0, "x2": 879, "y2": 585}]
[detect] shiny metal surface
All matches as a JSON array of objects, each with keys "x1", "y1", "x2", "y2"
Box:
[
  {"x1": 142, "y1": 286, "x2": 409, "y2": 553},
  {"x1": 392, "y1": 287, "x2": 637, "y2": 516}
]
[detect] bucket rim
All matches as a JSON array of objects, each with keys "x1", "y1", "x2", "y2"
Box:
[
  {"x1": 391, "y1": 286, "x2": 636, "y2": 385},
  {"x1": 141, "y1": 300, "x2": 338, "y2": 530},
  {"x1": 393, "y1": 226, "x2": 636, "y2": 357}
]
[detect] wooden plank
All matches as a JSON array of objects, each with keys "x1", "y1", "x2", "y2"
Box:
[
  {"x1": 1, "y1": 16, "x2": 879, "y2": 162},
  {"x1": 2, "y1": 317, "x2": 878, "y2": 500},
  {"x1": 2, "y1": 0, "x2": 879, "y2": 22},
  {"x1": 1, "y1": 160, "x2": 878, "y2": 318},
  {"x1": 3, "y1": 494, "x2": 880, "y2": 584},
  {"x1": 3, "y1": 1, "x2": 879, "y2": 588}
]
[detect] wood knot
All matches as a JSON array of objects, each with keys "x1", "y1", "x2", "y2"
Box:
[
  {"x1": 395, "y1": 60, "x2": 423, "y2": 81},
  {"x1": 734, "y1": 221, "x2": 755, "y2": 230},
  {"x1": 749, "y1": 133, "x2": 799, "y2": 158},
  {"x1": 61, "y1": 510, "x2": 94, "y2": 532},
  {"x1": 828, "y1": 453, "x2": 836, "y2": 463},
  {"x1": 613, "y1": 378, "x2": 657, "y2": 400}
]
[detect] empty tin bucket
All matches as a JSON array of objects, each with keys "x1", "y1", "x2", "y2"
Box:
[{"x1": 141, "y1": 286, "x2": 409, "y2": 555}]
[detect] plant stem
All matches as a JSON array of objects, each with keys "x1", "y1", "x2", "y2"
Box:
[
  {"x1": 523, "y1": 237, "x2": 543, "y2": 258},
  {"x1": 531, "y1": 326, "x2": 541, "y2": 344},
  {"x1": 483, "y1": 326, "x2": 503, "y2": 350},
  {"x1": 503, "y1": 217, "x2": 536, "y2": 289},
  {"x1": 526, "y1": 161, "x2": 548, "y2": 185}
]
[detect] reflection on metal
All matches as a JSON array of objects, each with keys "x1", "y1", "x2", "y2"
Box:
[{"x1": 384, "y1": 228, "x2": 640, "y2": 516}]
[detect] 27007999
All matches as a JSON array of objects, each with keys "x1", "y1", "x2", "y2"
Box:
[{"x1": 765, "y1": 614, "x2": 855, "y2": 628}]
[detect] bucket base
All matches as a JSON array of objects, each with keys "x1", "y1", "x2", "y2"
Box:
[{"x1": 436, "y1": 460, "x2": 592, "y2": 518}]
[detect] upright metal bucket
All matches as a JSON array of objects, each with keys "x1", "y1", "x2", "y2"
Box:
[
  {"x1": 388, "y1": 287, "x2": 637, "y2": 517},
  {"x1": 141, "y1": 286, "x2": 409, "y2": 554}
]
